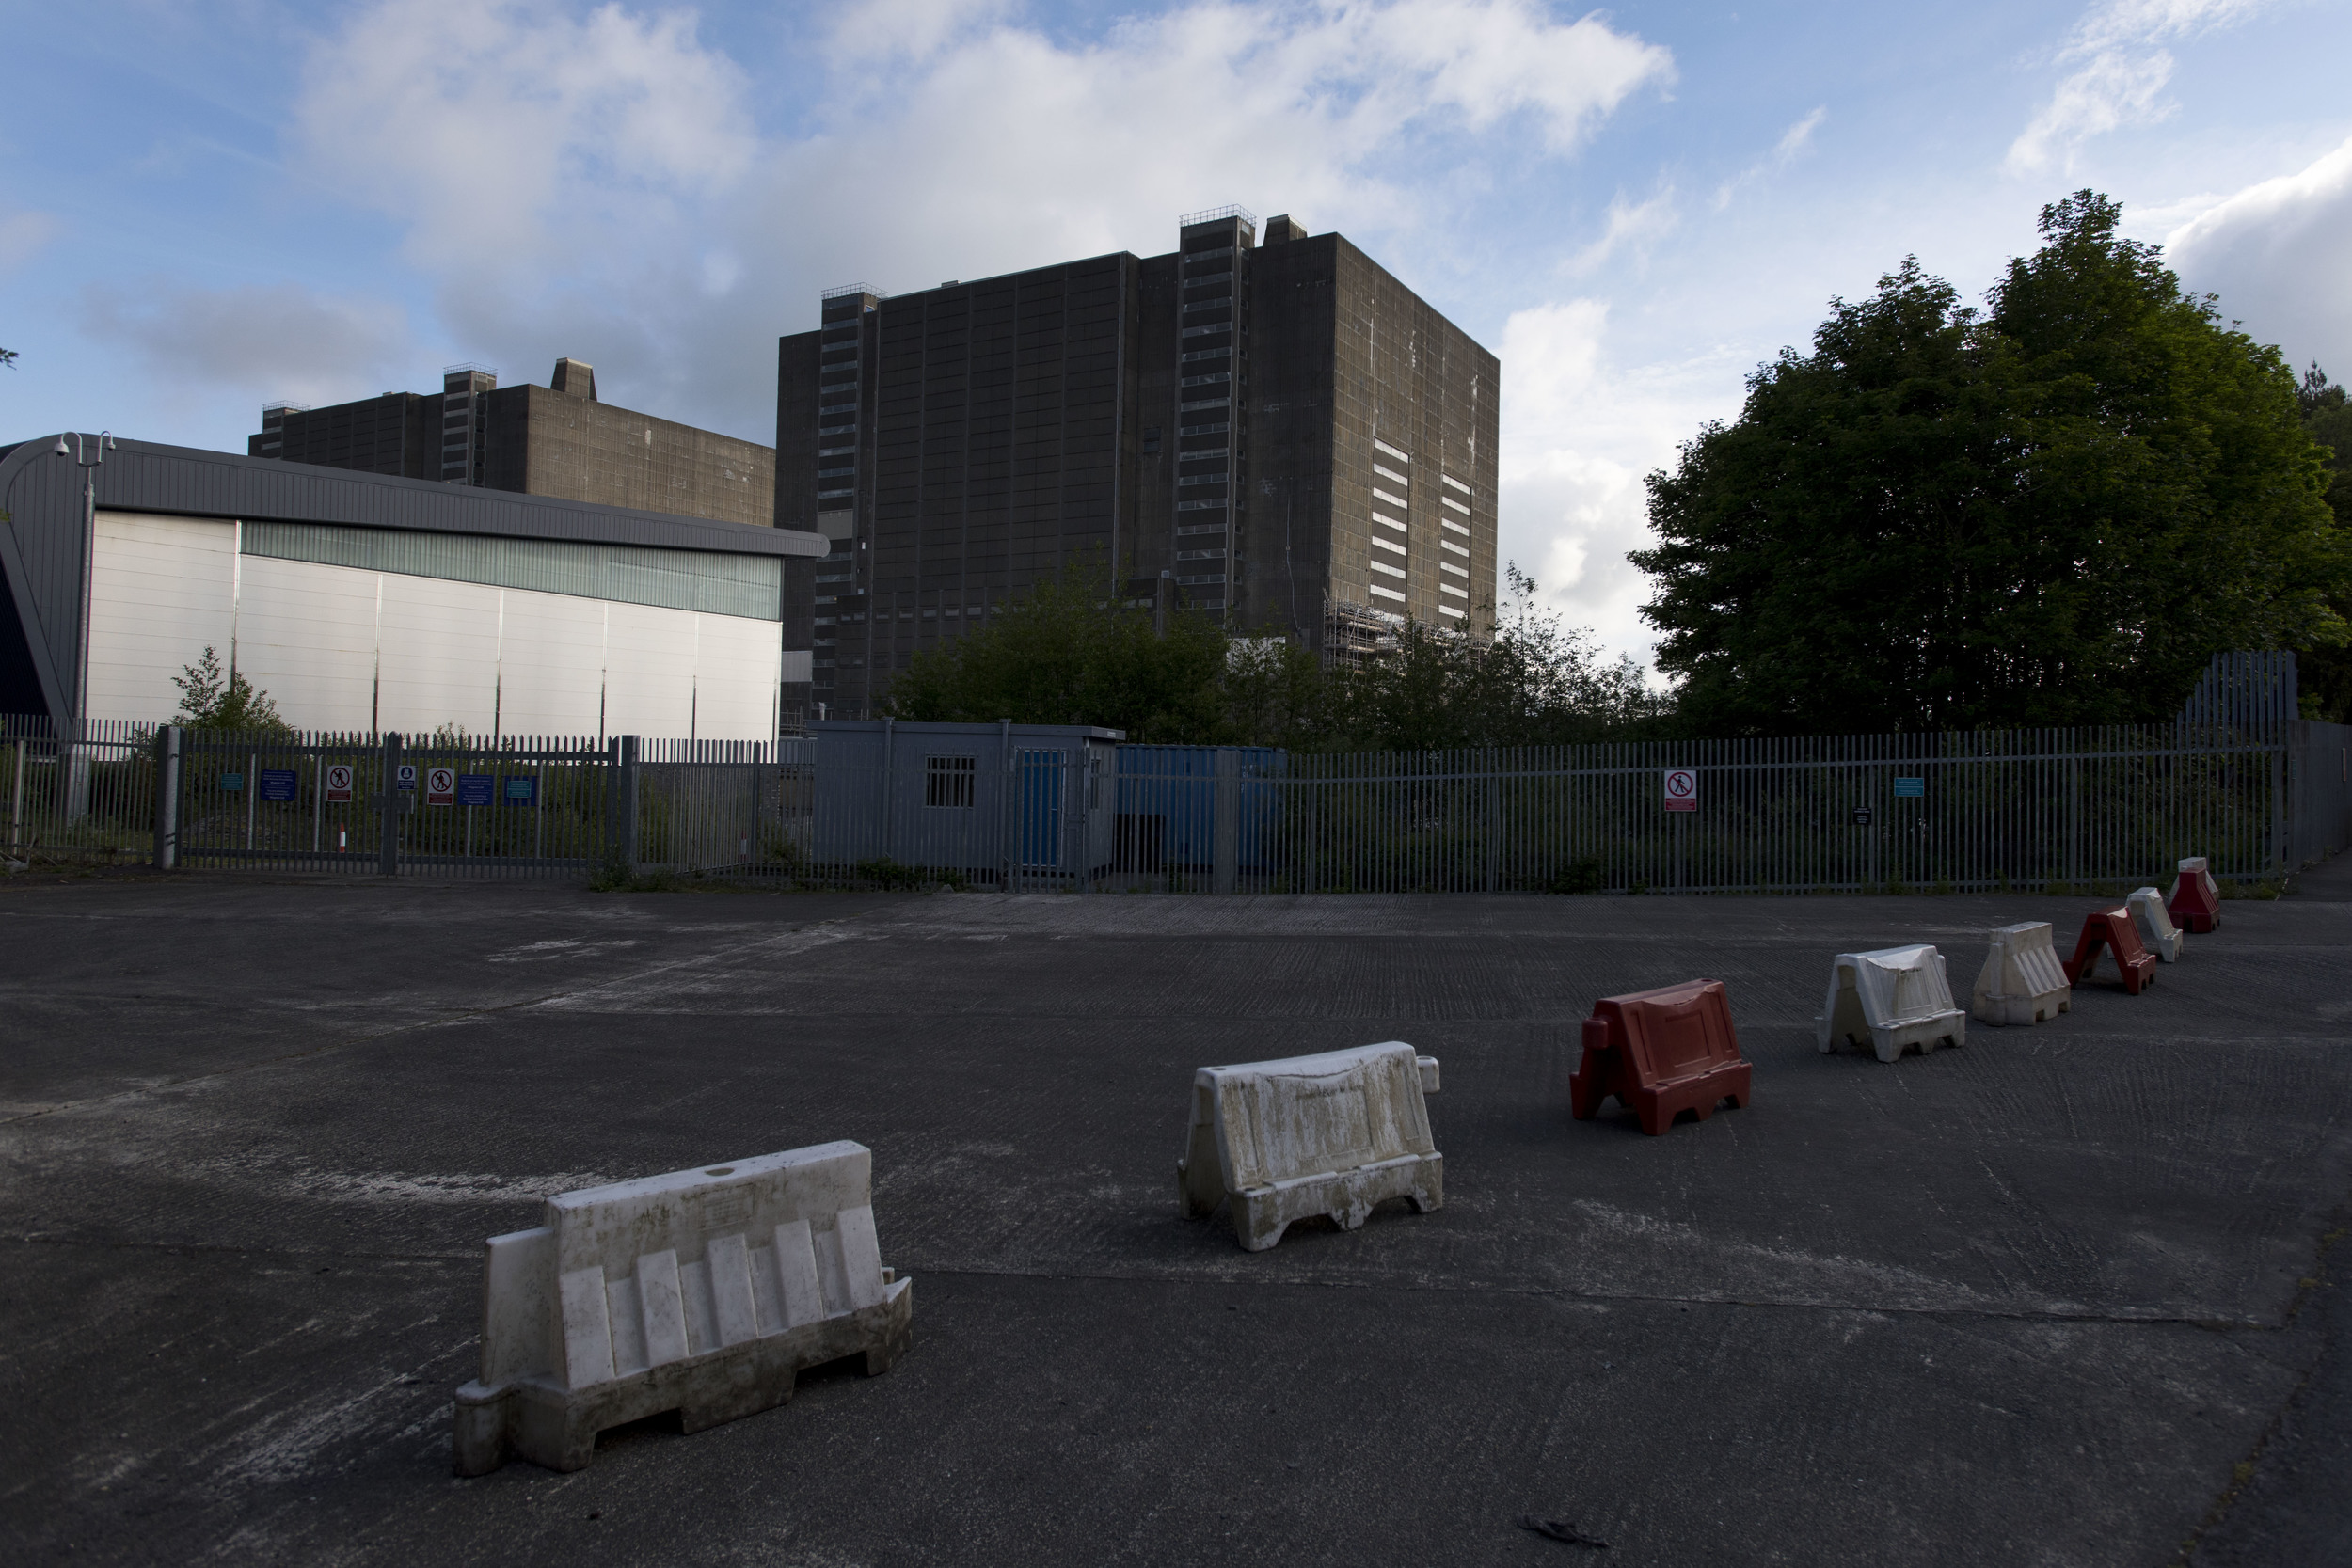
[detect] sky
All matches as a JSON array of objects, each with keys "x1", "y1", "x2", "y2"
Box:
[{"x1": 4, "y1": 0, "x2": 2348, "y2": 669}]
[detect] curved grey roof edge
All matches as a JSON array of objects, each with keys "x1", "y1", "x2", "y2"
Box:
[
  {"x1": 1, "y1": 436, "x2": 820, "y2": 556},
  {"x1": 0, "y1": 434, "x2": 818, "y2": 734}
]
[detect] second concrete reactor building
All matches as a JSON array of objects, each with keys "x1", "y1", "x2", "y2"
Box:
[
  {"x1": 775, "y1": 207, "x2": 1499, "y2": 714},
  {"x1": 253, "y1": 357, "x2": 775, "y2": 530}
]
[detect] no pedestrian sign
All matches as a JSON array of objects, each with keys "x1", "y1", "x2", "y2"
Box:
[
  {"x1": 323, "y1": 764, "x2": 355, "y2": 804},
  {"x1": 1663, "y1": 768, "x2": 1698, "y2": 814},
  {"x1": 426, "y1": 767, "x2": 456, "y2": 806}
]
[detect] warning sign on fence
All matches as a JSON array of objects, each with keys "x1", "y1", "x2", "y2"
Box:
[
  {"x1": 323, "y1": 764, "x2": 355, "y2": 803},
  {"x1": 1663, "y1": 768, "x2": 1698, "y2": 814},
  {"x1": 426, "y1": 767, "x2": 455, "y2": 806}
]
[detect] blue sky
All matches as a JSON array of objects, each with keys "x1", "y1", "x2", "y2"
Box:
[{"x1": 6, "y1": 0, "x2": 2348, "y2": 662}]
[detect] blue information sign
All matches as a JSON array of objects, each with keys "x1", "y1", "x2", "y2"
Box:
[
  {"x1": 455, "y1": 773, "x2": 495, "y2": 807},
  {"x1": 502, "y1": 775, "x2": 539, "y2": 807},
  {"x1": 218, "y1": 772, "x2": 244, "y2": 792},
  {"x1": 258, "y1": 768, "x2": 298, "y2": 802},
  {"x1": 1893, "y1": 776, "x2": 1926, "y2": 798},
  {"x1": 397, "y1": 764, "x2": 418, "y2": 791}
]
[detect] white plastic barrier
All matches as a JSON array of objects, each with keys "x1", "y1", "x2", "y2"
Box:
[
  {"x1": 1177, "y1": 1041, "x2": 1442, "y2": 1252},
  {"x1": 1816, "y1": 944, "x2": 1967, "y2": 1062},
  {"x1": 453, "y1": 1141, "x2": 913, "y2": 1475},
  {"x1": 2127, "y1": 886, "x2": 2185, "y2": 961},
  {"x1": 1970, "y1": 922, "x2": 2073, "y2": 1026}
]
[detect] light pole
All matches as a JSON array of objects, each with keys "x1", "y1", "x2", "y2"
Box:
[{"x1": 62, "y1": 432, "x2": 114, "y2": 822}]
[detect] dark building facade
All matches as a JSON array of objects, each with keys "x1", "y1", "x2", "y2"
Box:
[
  {"x1": 774, "y1": 208, "x2": 1500, "y2": 713},
  {"x1": 252, "y1": 358, "x2": 775, "y2": 531}
]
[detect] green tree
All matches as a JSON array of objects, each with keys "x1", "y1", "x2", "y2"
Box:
[
  {"x1": 882, "y1": 559, "x2": 1663, "y2": 750},
  {"x1": 1323, "y1": 567, "x2": 1665, "y2": 751},
  {"x1": 882, "y1": 562, "x2": 1232, "y2": 742},
  {"x1": 1221, "y1": 633, "x2": 1335, "y2": 749},
  {"x1": 1632, "y1": 191, "x2": 2348, "y2": 735},
  {"x1": 171, "y1": 646, "x2": 288, "y2": 732},
  {"x1": 2297, "y1": 363, "x2": 2352, "y2": 721}
]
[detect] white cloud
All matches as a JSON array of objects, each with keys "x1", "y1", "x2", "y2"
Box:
[
  {"x1": 1564, "y1": 188, "x2": 1677, "y2": 278},
  {"x1": 825, "y1": 0, "x2": 1016, "y2": 63},
  {"x1": 1498, "y1": 299, "x2": 1744, "y2": 667},
  {"x1": 2007, "y1": 0, "x2": 2265, "y2": 172},
  {"x1": 279, "y1": 0, "x2": 1673, "y2": 434},
  {"x1": 1773, "y1": 104, "x2": 1828, "y2": 161},
  {"x1": 79, "y1": 281, "x2": 412, "y2": 410},
  {"x1": 1713, "y1": 105, "x2": 1824, "y2": 209},
  {"x1": 291, "y1": 0, "x2": 759, "y2": 274},
  {"x1": 2166, "y1": 134, "x2": 2352, "y2": 374},
  {"x1": 0, "y1": 209, "x2": 61, "y2": 276}
]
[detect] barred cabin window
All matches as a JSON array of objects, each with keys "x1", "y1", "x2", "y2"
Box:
[{"x1": 926, "y1": 755, "x2": 977, "y2": 808}]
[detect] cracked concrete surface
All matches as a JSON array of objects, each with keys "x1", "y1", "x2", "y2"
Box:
[{"x1": 1, "y1": 872, "x2": 2347, "y2": 1565}]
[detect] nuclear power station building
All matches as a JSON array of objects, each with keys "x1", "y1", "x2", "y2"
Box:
[
  {"x1": 773, "y1": 208, "x2": 1500, "y2": 713},
  {"x1": 252, "y1": 358, "x2": 775, "y2": 531}
]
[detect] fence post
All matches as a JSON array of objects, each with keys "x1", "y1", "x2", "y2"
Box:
[
  {"x1": 2065, "y1": 753, "x2": 2079, "y2": 887},
  {"x1": 151, "y1": 724, "x2": 181, "y2": 870},
  {"x1": 2271, "y1": 743, "x2": 2286, "y2": 876},
  {"x1": 1000, "y1": 720, "x2": 1014, "y2": 894},
  {"x1": 8, "y1": 736, "x2": 23, "y2": 855},
  {"x1": 622, "y1": 735, "x2": 642, "y2": 873},
  {"x1": 63, "y1": 721, "x2": 90, "y2": 826},
  {"x1": 1213, "y1": 747, "x2": 1239, "y2": 895},
  {"x1": 378, "y1": 732, "x2": 403, "y2": 877},
  {"x1": 880, "y1": 718, "x2": 896, "y2": 864},
  {"x1": 1486, "y1": 755, "x2": 1502, "y2": 894},
  {"x1": 1074, "y1": 749, "x2": 1091, "y2": 895},
  {"x1": 601, "y1": 736, "x2": 619, "y2": 872}
]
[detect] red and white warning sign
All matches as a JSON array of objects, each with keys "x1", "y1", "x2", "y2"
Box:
[
  {"x1": 1662, "y1": 768, "x2": 1698, "y2": 814},
  {"x1": 426, "y1": 767, "x2": 456, "y2": 806},
  {"x1": 323, "y1": 764, "x2": 355, "y2": 803}
]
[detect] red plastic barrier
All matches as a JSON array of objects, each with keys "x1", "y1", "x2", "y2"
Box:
[
  {"x1": 2061, "y1": 909, "x2": 2157, "y2": 995},
  {"x1": 1571, "y1": 979, "x2": 1752, "y2": 1136},
  {"x1": 2169, "y1": 860, "x2": 2221, "y2": 934}
]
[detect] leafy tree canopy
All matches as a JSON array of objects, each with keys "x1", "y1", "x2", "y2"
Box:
[
  {"x1": 1631, "y1": 190, "x2": 2348, "y2": 735},
  {"x1": 171, "y1": 646, "x2": 288, "y2": 733},
  {"x1": 2296, "y1": 362, "x2": 2352, "y2": 720},
  {"x1": 1315, "y1": 566, "x2": 1666, "y2": 751},
  {"x1": 882, "y1": 562, "x2": 1662, "y2": 751},
  {"x1": 882, "y1": 562, "x2": 1232, "y2": 742}
]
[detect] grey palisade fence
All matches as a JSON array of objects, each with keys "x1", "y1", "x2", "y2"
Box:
[{"x1": 4, "y1": 655, "x2": 2346, "y2": 892}]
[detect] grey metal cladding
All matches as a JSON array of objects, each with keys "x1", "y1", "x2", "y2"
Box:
[
  {"x1": 241, "y1": 522, "x2": 785, "y2": 621},
  {"x1": 0, "y1": 434, "x2": 826, "y2": 732}
]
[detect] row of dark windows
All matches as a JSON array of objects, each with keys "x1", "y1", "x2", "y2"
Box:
[
  {"x1": 870, "y1": 509, "x2": 1116, "y2": 528},
  {"x1": 874, "y1": 347, "x2": 1121, "y2": 371},
  {"x1": 876, "y1": 319, "x2": 1120, "y2": 347},
  {"x1": 882, "y1": 293, "x2": 1122, "y2": 320}
]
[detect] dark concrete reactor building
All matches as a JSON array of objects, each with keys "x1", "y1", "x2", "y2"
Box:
[
  {"x1": 773, "y1": 207, "x2": 1500, "y2": 714},
  {"x1": 250, "y1": 359, "x2": 776, "y2": 531}
]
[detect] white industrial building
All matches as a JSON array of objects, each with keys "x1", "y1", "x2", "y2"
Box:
[{"x1": 1, "y1": 436, "x2": 823, "y2": 740}]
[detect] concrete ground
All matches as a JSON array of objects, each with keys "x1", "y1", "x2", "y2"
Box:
[{"x1": 1, "y1": 866, "x2": 2347, "y2": 1567}]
